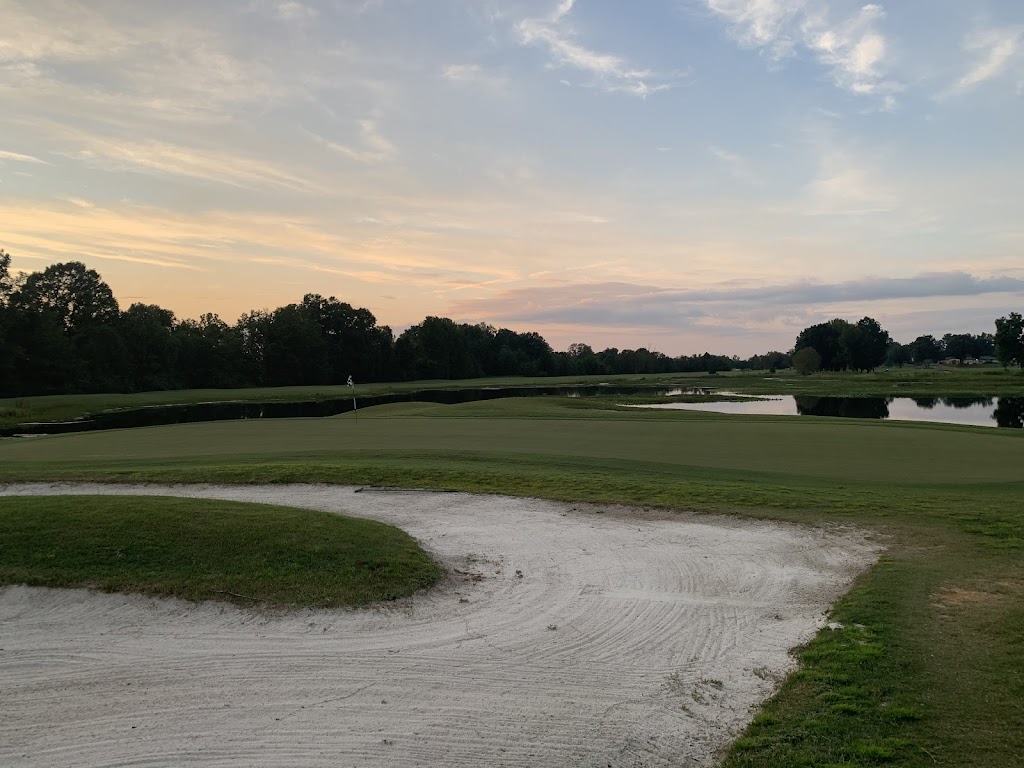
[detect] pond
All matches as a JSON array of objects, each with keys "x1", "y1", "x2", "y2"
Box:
[
  {"x1": 1, "y1": 385, "x2": 684, "y2": 436},
  {"x1": 629, "y1": 395, "x2": 1024, "y2": 429},
  {"x1": 4, "y1": 387, "x2": 1021, "y2": 436}
]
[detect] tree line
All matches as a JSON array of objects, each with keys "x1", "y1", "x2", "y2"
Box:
[
  {"x1": 790, "y1": 314, "x2": 1024, "y2": 373},
  {"x1": 0, "y1": 257, "x2": 743, "y2": 397},
  {"x1": 1, "y1": 254, "x2": 1021, "y2": 398}
]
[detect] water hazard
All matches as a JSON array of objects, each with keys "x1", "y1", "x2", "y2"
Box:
[
  {"x1": 1, "y1": 385, "x2": 681, "y2": 436},
  {"x1": 4, "y1": 387, "x2": 1021, "y2": 436},
  {"x1": 631, "y1": 395, "x2": 1024, "y2": 429}
]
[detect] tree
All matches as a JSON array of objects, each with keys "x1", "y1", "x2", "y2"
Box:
[
  {"x1": 120, "y1": 303, "x2": 179, "y2": 391},
  {"x1": 909, "y1": 335, "x2": 944, "y2": 365},
  {"x1": 300, "y1": 294, "x2": 393, "y2": 383},
  {"x1": 794, "y1": 321, "x2": 845, "y2": 371},
  {"x1": 0, "y1": 307, "x2": 74, "y2": 395},
  {"x1": 793, "y1": 317, "x2": 891, "y2": 371},
  {"x1": 746, "y1": 351, "x2": 791, "y2": 372},
  {"x1": 261, "y1": 304, "x2": 329, "y2": 386},
  {"x1": 793, "y1": 347, "x2": 822, "y2": 375},
  {"x1": 395, "y1": 317, "x2": 477, "y2": 380},
  {"x1": 994, "y1": 312, "x2": 1024, "y2": 369},
  {"x1": 73, "y1": 324, "x2": 130, "y2": 392},
  {"x1": 939, "y1": 332, "x2": 996, "y2": 360},
  {"x1": 565, "y1": 343, "x2": 605, "y2": 375},
  {"x1": 11, "y1": 261, "x2": 119, "y2": 334},
  {"x1": 885, "y1": 341, "x2": 911, "y2": 368},
  {"x1": 175, "y1": 314, "x2": 247, "y2": 389},
  {"x1": 846, "y1": 317, "x2": 890, "y2": 371},
  {"x1": 0, "y1": 249, "x2": 12, "y2": 304}
]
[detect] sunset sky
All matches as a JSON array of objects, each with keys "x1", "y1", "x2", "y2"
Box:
[{"x1": 2, "y1": 0, "x2": 1023, "y2": 355}]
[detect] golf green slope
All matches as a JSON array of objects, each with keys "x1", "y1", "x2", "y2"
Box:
[{"x1": 0, "y1": 495, "x2": 441, "y2": 607}]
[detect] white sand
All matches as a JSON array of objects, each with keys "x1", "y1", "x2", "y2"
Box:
[{"x1": 0, "y1": 483, "x2": 879, "y2": 767}]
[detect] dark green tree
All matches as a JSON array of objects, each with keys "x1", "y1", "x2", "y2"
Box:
[
  {"x1": 300, "y1": 294, "x2": 393, "y2": 383},
  {"x1": 565, "y1": 343, "x2": 605, "y2": 375},
  {"x1": 794, "y1": 321, "x2": 846, "y2": 371},
  {"x1": 261, "y1": 304, "x2": 329, "y2": 386},
  {"x1": 175, "y1": 313, "x2": 248, "y2": 389},
  {"x1": 909, "y1": 335, "x2": 944, "y2": 364},
  {"x1": 884, "y1": 340, "x2": 911, "y2": 368},
  {"x1": 395, "y1": 317, "x2": 477, "y2": 380},
  {"x1": 73, "y1": 324, "x2": 131, "y2": 392},
  {"x1": 120, "y1": 303, "x2": 179, "y2": 391},
  {"x1": 995, "y1": 312, "x2": 1024, "y2": 369},
  {"x1": 0, "y1": 307, "x2": 75, "y2": 395},
  {"x1": 846, "y1": 317, "x2": 890, "y2": 371},
  {"x1": 793, "y1": 347, "x2": 822, "y2": 375},
  {"x1": 11, "y1": 261, "x2": 119, "y2": 334},
  {"x1": 0, "y1": 249, "x2": 12, "y2": 303}
]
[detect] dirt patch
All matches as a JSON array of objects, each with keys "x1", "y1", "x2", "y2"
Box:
[
  {"x1": 933, "y1": 576, "x2": 1024, "y2": 609},
  {"x1": 934, "y1": 587, "x2": 1002, "y2": 607},
  {"x1": 0, "y1": 483, "x2": 880, "y2": 768}
]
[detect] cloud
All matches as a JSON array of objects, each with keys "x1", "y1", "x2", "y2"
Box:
[
  {"x1": 312, "y1": 119, "x2": 398, "y2": 164},
  {"x1": 60, "y1": 135, "x2": 326, "y2": 192},
  {"x1": 516, "y1": 0, "x2": 675, "y2": 96},
  {"x1": 450, "y1": 272, "x2": 1024, "y2": 330},
  {"x1": 709, "y1": 146, "x2": 760, "y2": 184},
  {"x1": 442, "y1": 63, "x2": 510, "y2": 93},
  {"x1": 801, "y1": 150, "x2": 900, "y2": 215},
  {"x1": 0, "y1": 149, "x2": 48, "y2": 164},
  {"x1": 0, "y1": 1, "x2": 308, "y2": 125},
  {"x1": 944, "y1": 26, "x2": 1022, "y2": 95},
  {"x1": 275, "y1": 2, "x2": 318, "y2": 23},
  {"x1": 444, "y1": 63, "x2": 486, "y2": 81},
  {"x1": 703, "y1": 1, "x2": 900, "y2": 102},
  {"x1": 0, "y1": 199, "x2": 517, "y2": 291}
]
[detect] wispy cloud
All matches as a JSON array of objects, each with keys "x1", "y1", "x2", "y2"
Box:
[
  {"x1": 1, "y1": 199, "x2": 516, "y2": 290},
  {"x1": 311, "y1": 119, "x2": 398, "y2": 164},
  {"x1": 61, "y1": 135, "x2": 325, "y2": 192},
  {"x1": 703, "y1": 1, "x2": 899, "y2": 103},
  {"x1": 0, "y1": 149, "x2": 48, "y2": 164},
  {"x1": 709, "y1": 146, "x2": 760, "y2": 184},
  {"x1": 516, "y1": 0, "x2": 675, "y2": 96},
  {"x1": 442, "y1": 63, "x2": 510, "y2": 94},
  {"x1": 801, "y1": 150, "x2": 900, "y2": 216},
  {"x1": 944, "y1": 26, "x2": 1022, "y2": 96},
  {"x1": 274, "y1": 2, "x2": 318, "y2": 23}
]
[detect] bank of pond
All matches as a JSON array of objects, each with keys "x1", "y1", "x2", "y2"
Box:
[{"x1": 3, "y1": 386, "x2": 1022, "y2": 436}]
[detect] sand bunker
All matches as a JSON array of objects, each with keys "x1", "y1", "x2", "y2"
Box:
[{"x1": 0, "y1": 483, "x2": 879, "y2": 767}]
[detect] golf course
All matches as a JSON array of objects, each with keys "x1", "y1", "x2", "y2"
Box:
[{"x1": 2, "y1": 372, "x2": 1023, "y2": 766}]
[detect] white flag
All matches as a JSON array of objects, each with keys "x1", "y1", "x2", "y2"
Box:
[{"x1": 347, "y1": 375, "x2": 354, "y2": 387}]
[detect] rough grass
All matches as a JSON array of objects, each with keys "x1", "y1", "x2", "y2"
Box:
[
  {"x1": 1, "y1": 396, "x2": 1023, "y2": 765},
  {"x1": 0, "y1": 495, "x2": 442, "y2": 607}
]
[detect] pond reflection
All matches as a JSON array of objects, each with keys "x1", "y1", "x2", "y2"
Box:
[{"x1": 631, "y1": 396, "x2": 1024, "y2": 429}]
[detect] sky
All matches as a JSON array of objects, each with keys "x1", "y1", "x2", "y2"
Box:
[{"x1": 2, "y1": 0, "x2": 1023, "y2": 356}]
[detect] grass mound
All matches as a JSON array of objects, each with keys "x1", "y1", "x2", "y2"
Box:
[{"x1": 0, "y1": 495, "x2": 441, "y2": 607}]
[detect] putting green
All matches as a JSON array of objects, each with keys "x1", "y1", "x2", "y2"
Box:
[{"x1": 2, "y1": 406, "x2": 1022, "y2": 484}]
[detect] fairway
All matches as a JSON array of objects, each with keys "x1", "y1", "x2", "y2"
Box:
[{"x1": 3, "y1": 401, "x2": 1024, "y2": 484}]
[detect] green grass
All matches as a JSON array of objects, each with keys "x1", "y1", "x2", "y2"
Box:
[
  {"x1": 0, "y1": 372, "x2": 684, "y2": 428},
  {"x1": 0, "y1": 495, "x2": 441, "y2": 607},
  {"x1": 1, "y1": 395, "x2": 1023, "y2": 765},
  {"x1": 2, "y1": 366, "x2": 1020, "y2": 429}
]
